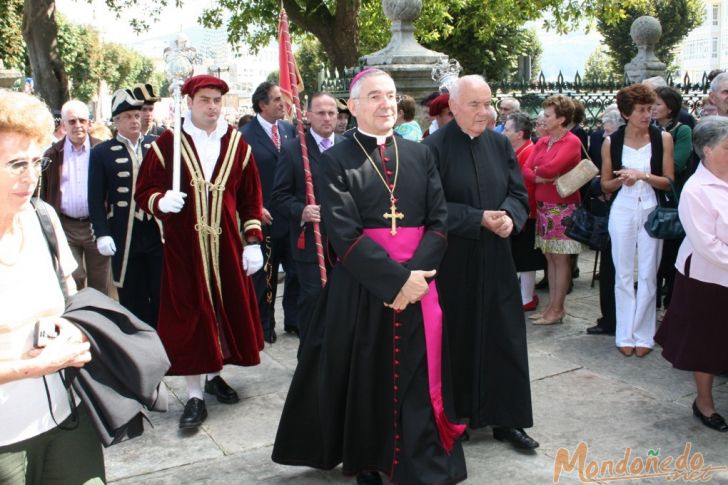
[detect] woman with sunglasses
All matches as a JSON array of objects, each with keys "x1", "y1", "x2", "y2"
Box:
[{"x1": 0, "y1": 90, "x2": 105, "y2": 484}]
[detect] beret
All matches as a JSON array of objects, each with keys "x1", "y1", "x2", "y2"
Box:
[
  {"x1": 181, "y1": 75, "x2": 229, "y2": 97},
  {"x1": 428, "y1": 94, "x2": 450, "y2": 117}
]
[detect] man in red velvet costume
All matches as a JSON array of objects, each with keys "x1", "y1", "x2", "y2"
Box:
[{"x1": 135, "y1": 75, "x2": 265, "y2": 429}]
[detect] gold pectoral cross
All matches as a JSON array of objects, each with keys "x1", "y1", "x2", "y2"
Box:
[{"x1": 383, "y1": 202, "x2": 404, "y2": 235}]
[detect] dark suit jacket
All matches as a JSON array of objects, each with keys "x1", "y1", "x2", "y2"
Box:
[
  {"x1": 88, "y1": 135, "x2": 159, "y2": 286},
  {"x1": 42, "y1": 136, "x2": 102, "y2": 214},
  {"x1": 240, "y1": 117, "x2": 295, "y2": 238},
  {"x1": 271, "y1": 131, "x2": 344, "y2": 263}
]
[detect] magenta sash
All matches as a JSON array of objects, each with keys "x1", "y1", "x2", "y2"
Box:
[{"x1": 363, "y1": 227, "x2": 465, "y2": 453}]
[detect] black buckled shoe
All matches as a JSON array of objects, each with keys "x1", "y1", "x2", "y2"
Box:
[
  {"x1": 356, "y1": 471, "x2": 383, "y2": 485},
  {"x1": 693, "y1": 401, "x2": 728, "y2": 432},
  {"x1": 179, "y1": 398, "x2": 207, "y2": 429},
  {"x1": 492, "y1": 427, "x2": 540, "y2": 450},
  {"x1": 204, "y1": 376, "x2": 240, "y2": 404}
]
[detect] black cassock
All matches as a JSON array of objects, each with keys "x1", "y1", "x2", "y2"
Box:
[
  {"x1": 272, "y1": 132, "x2": 466, "y2": 485},
  {"x1": 423, "y1": 121, "x2": 534, "y2": 430}
]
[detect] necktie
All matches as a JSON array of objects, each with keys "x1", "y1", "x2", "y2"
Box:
[
  {"x1": 271, "y1": 123, "x2": 280, "y2": 152},
  {"x1": 320, "y1": 138, "x2": 332, "y2": 152}
]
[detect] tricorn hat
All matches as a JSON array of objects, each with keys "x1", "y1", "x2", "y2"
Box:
[
  {"x1": 132, "y1": 83, "x2": 160, "y2": 105},
  {"x1": 111, "y1": 88, "x2": 144, "y2": 118}
]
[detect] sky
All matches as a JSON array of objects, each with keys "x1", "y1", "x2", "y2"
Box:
[{"x1": 56, "y1": 0, "x2": 604, "y2": 81}]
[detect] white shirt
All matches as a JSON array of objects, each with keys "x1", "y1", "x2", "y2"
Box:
[
  {"x1": 256, "y1": 114, "x2": 279, "y2": 142},
  {"x1": 182, "y1": 111, "x2": 228, "y2": 182},
  {"x1": 0, "y1": 207, "x2": 78, "y2": 446},
  {"x1": 310, "y1": 129, "x2": 335, "y2": 152},
  {"x1": 611, "y1": 142, "x2": 657, "y2": 209},
  {"x1": 59, "y1": 136, "x2": 91, "y2": 218},
  {"x1": 116, "y1": 133, "x2": 142, "y2": 158},
  {"x1": 676, "y1": 163, "x2": 728, "y2": 286}
]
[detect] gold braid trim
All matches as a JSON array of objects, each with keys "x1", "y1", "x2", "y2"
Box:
[
  {"x1": 148, "y1": 192, "x2": 162, "y2": 215},
  {"x1": 208, "y1": 130, "x2": 241, "y2": 297},
  {"x1": 180, "y1": 137, "x2": 214, "y2": 303},
  {"x1": 151, "y1": 141, "x2": 165, "y2": 168}
]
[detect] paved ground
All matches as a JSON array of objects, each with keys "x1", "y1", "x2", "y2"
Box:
[{"x1": 104, "y1": 249, "x2": 728, "y2": 484}]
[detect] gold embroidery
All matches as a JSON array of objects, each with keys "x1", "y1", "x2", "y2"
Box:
[
  {"x1": 148, "y1": 192, "x2": 161, "y2": 214},
  {"x1": 117, "y1": 171, "x2": 131, "y2": 178},
  {"x1": 111, "y1": 145, "x2": 123, "y2": 151},
  {"x1": 115, "y1": 158, "x2": 129, "y2": 164},
  {"x1": 117, "y1": 201, "x2": 129, "y2": 207},
  {"x1": 151, "y1": 141, "x2": 165, "y2": 168},
  {"x1": 117, "y1": 187, "x2": 130, "y2": 193}
]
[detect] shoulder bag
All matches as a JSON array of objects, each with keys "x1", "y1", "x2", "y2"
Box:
[
  {"x1": 644, "y1": 178, "x2": 685, "y2": 240},
  {"x1": 555, "y1": 140, "x2": 599, "y2": 198}
]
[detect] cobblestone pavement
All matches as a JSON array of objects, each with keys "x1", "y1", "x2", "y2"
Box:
[{"x1": 105, "y1": 250, "x2": 728, "y2": 484}]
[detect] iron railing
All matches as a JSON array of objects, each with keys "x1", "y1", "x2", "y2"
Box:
[{"x1": 318, "y1": 67, "x2": 715, "y2": 131}]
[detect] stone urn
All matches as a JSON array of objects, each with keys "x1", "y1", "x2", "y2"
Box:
[{"x1": 624, "y1": 15, "x2": 666, "y2": 83}]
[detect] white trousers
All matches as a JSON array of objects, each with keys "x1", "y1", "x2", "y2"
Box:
[{"x1": 608, "y1": 203, "x2": 663, "y2": 348}]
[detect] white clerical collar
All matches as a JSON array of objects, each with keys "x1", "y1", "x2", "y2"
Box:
[
  {"x1": 356, "y1": 128, "x2": 391, "y2": 145},
  {"x1": 182, "y1": 111, "x2": 227, "y2": 140},
  {"x1": 310, "y1": 129, "x2": 334, "y2": 147}
]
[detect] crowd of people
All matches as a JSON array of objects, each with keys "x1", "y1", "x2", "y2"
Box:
[{"x1": 1, "y1": 67, "x2": 727, "y2": 484}]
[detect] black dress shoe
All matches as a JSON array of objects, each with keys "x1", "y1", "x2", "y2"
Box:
[
  {"x1": 264, "y1": 328, "x2": 277, "y2": 344},
  {"x1": 535, "y1": 277, "x2": 548, "y2": 290},
  {"x1": 179, "y1": 398, "x2": 207, "y2": 429},
  {"x1": 492, "y1": 427, "x2": 540, "y2": 450},
  {"x1": 586, "y1": 324, "x2": 615, "y2": 336},
  {"x1": 204, "y1": 376, "x2": 240, "y2": 404},
  {"x1": 356, "y1": 471, "x2": 383, "y2": 485},
  {"x1": 693, "y1": 401, "x2": 728, "y2": 432}
]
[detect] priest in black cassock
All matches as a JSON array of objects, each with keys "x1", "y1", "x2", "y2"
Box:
[
  {"x1": 423, "y1": 75, "x2": 539, "y2": 451},
  {"x1": 272, "y1": 69, "x2": 467, "y2": 485}
]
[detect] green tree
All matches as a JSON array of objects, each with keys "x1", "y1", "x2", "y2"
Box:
[
  {"x1": 0, "y1": 0, "x2": 25, "y2": 71},
  {"x1": 14, "y1": 0, "x2": 655, "y2": 108},
  {"x1": 201, "y1": 0, "x2": 651, "y2": 72},
  {"x1": 596, "y1": 0, "x2": 704, "y2": 77},
  {"x1": 583, "y1": 46, "x2": 618, "y2": 82}
]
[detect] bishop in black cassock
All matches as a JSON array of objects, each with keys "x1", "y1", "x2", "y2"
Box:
[
  {"x1": 423, "y1": 75, "x2": 538, "y2": 451},
  {"x1": 272, "y1": 70, "x2": 466, "y2": 485}
]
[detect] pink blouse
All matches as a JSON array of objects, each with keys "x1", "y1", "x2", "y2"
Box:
[{"x1": 676, "y1": 163, "x2": 728, "y2": 287}]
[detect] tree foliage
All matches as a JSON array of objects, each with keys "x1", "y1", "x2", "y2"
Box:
[
  {"x1": 0, "y1": 0, "x2": 25, "y2": 71},
  {"x1": 195, "y1": 0, "x2": 655, "y2": 72},
  {"x1": 583, "y1": 46, "x2": 617, "y2": 82},
  {"x1": 596, "y1": 0, "x2": 704, "y2": 76}
]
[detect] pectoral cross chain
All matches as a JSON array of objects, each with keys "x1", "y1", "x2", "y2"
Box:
[{"x1": 383, "y1": 202, "x2": 404, "y2": 235}]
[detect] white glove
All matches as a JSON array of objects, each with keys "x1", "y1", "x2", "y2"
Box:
[
  {"x1": 96, "y1": 236, "x2": 116, "y2": 256},
  {"x1": 242, "y1": 244, "x2": 264, "y2": 276},
  {"x1": 158, "y1": 190, "x2": 187, "y2": 214}
]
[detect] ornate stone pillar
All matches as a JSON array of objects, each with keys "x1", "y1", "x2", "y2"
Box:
[
  {"x1": 624, "y1": 16, "x2": 667, "y2": 83},
  {"x1": 360, "y1": 0, "x2": 451, "y2": 102}
]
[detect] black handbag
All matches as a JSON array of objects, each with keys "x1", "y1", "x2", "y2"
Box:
[
  {"x1": 564, "y1": 205, "x2": 609, "y2": 251},
  {"x1": 644, "y1": 178, "x2": 685, "y2": 240}
]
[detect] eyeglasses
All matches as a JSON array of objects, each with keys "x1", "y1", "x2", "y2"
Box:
[
  {"x1": 5, "y1": 157, "x2": 52, "y2": 176},
  {"x1": 352, "y1": 93, "x2": 403, "y2": 104}
]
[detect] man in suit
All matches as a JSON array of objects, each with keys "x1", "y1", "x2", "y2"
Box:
[
  {"x1": 42, "y1": 99, "x2": 109, "y2": 293},
  {"x1": 88, "y1": 88, "x2": 163, "y2": 327},
  {"x1": 271, "y1": 92, "x2": 342, "y2": 346},
  {"x1": 240, "y1": 81, "x2": 299, "y2": 343}
]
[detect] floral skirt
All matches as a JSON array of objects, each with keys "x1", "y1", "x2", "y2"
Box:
[{"x1": 535, "y1": 201, "x2": 582, "y2": 255}]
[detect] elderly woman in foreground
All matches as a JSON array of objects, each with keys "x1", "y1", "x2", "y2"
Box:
[
  {"x1": 655, "y1": 117, "x2": 728, "y2": 432},
  {"x1": 0, "y1": 90, "x2": 105, "y2": 483}
]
